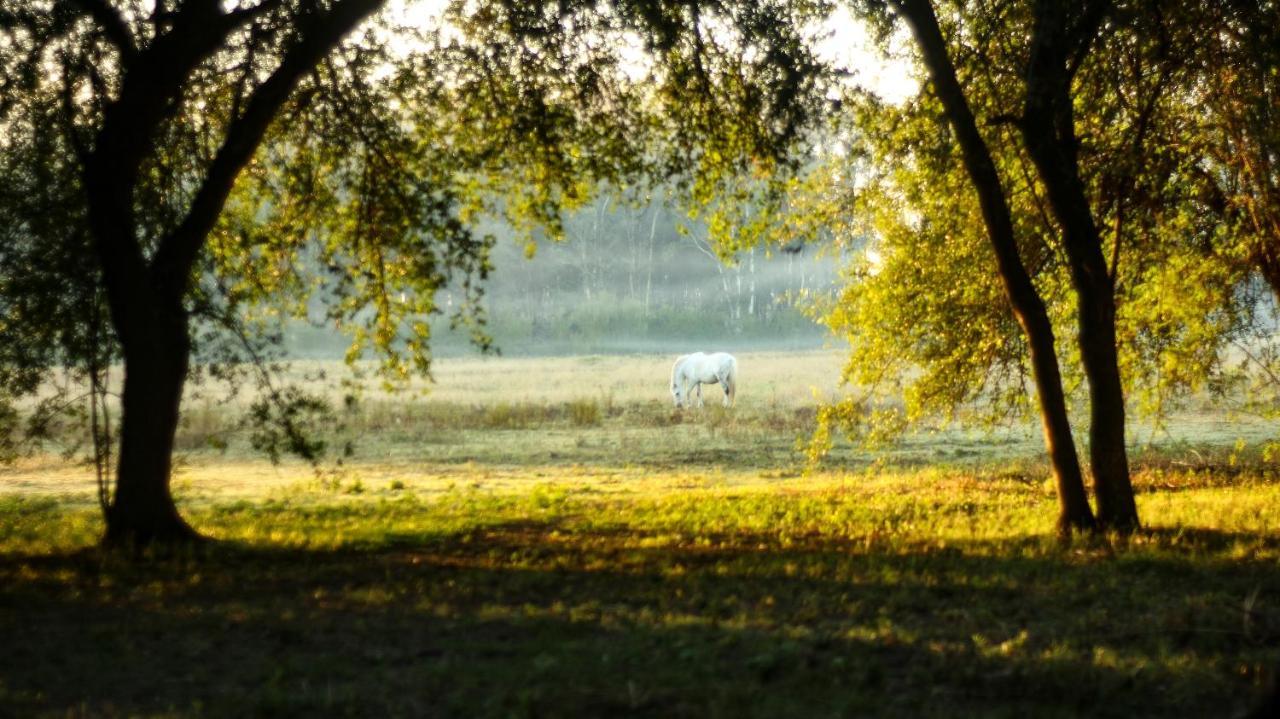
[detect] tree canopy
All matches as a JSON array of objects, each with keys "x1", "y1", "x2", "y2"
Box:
[{"x1": 715, "y1": 0, "x2": 1279, "y2": 531}]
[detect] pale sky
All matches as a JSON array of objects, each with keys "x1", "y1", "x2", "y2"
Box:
[
  {"x1": 383, "y1": 0, "x2": 918, "y2": 104},
  {"x1": 813, "y1": 5, "x2": 918, "y2": 103}
]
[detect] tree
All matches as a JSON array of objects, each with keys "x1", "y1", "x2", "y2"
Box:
[
  {"x1": 837, "y1": 0, "x2": 1280, "y2": 531},
  {"x1": 1199, "y1": 1, "x2": 1280, "y2": 303},
  {"x1": 883, "y1": 0, "x2": 1141, "y2": 531},
  {"x1": 3, "y1": 0, "x2": 406, "y2": 545},
  {"x1": 0, "y1": 0, "x2": 827, "y2": 546},
  {"x1": 786, "y1": 0, "x2": 1280, "y2": 533},
  {"x1": 1016, "y1": 1, "x2": 1138, "y2": 529},
  {"x1": 828, "y1": 0, "x2": 1112, "y2": 532}
]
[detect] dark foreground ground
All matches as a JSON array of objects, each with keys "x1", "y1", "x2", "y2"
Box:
[{"x1": 2, "y1": 454, "x2": 1279, "y2": 718}]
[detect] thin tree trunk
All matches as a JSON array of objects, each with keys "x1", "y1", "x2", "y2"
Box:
[
  {"x1": 735, "y1": 264, "x2": 743, "y2": 321},
  {"x1": 1255, "y1": 243, "x2": 1280, "y2": 305},
  {"x1": 644, "y1": 204, "x2": 659, "y2": 318},
  {"x1": 894, "y1": 0, "x2": 1096, "y2": 533},
  {"x1": 1023, "y1": 0, "x2": 1138, "y2": 531},
  {"x1": 628, "y1": 213, "x2": 638, "y2": 300},
  {"x1": 579, "y1": 233, "x2": 592, "y2": 301}
]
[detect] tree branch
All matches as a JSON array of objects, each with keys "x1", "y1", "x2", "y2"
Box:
[
  {"x1": 1065, "y1": 0, "x2": 1111, "y2": 83},
  {"x1": 66, "y1": 0, "x2": 137, "y2": 60},
  {"x1": 151, "y1": 0, "x2": 386, "y2": 301},
  {"x1": 57, "y1": 53, "x2": 91, "y2": 166},
  {"x1": 986, "y1": 113, "x2": 1023, "y2": 128},
  {"x1": 85, "y1": 0, "x2": 340, "y2": 340},
  {"x1": 227, "y1": 0, "x2": 288, "y2": 24}
]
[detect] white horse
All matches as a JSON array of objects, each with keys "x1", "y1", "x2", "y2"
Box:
[{"x1": 670, "y1": 352, "x2": 738, "y2": 408}]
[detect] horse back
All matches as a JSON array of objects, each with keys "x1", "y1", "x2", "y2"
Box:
[{"x1": 710, "y1": 352, "x2": 737, "y2": 376}]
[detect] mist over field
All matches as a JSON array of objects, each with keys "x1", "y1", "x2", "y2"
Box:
[{"x1": 286, "y1": 196, "x2": 850, "y2": 359}]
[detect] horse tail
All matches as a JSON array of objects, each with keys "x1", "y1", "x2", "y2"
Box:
[{"x1": 726, "y1": 356, "x2": 738, "y2": 406}]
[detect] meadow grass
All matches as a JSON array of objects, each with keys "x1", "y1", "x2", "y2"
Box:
[
  {"x1": 2, "y1": 351, "x2": 1279, "y2": 717},
  {"x1": 3, "y1": 466, "x2": 1279, "y2": 718}
]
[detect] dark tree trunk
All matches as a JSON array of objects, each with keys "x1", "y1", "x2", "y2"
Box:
[
  {"x1": 1245, "y1": 678, "x2": 1280, "y2": 719},
  {"x1": 893, "y1": 0, "x2": 1096, "y2": 534},
  {"x1": 1023, "y1": 308, "x2": 1097, "y2": 535},
  {"x1": 1023, "y1": 0, "x2": 1139, "y2": 531},
  {"x1": 104, "y1": 301, "x2": 198, "y2": 546}
]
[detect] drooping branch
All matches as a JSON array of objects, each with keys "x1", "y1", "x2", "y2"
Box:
[{"x1": 1106, "y1": 20, "x2": 1176, "y2": 285}]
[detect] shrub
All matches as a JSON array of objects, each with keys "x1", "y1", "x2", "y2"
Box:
[
  {"x1": 481, "y1": 402, "x2": 547, "y2": 429},
  {"x1": 567, "y1": 398, "x2": 601, "y2": 427}
]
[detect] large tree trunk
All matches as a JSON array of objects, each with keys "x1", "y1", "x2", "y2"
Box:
[
  {"x1": 894, "y1": 0, "x2": 1096, "y2": 534},
  {"x1": 1023, "y1": 0, "x2": 1139, "y2": 531},
  {"x1": 105, "y1": 300, "x2": 198, "y2": 546}
]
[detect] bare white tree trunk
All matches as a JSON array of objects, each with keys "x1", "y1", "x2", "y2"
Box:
[{"x1": 644, "y1": 204, "x2": 659, "y2": 318}]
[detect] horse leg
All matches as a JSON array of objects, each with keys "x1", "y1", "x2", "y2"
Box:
[
  {"x1": 696, "y1": 382, "x2": 704, "y2": 407},
  {"x1": 720, "y1": 372, "x2": 734, "y2": 407}
]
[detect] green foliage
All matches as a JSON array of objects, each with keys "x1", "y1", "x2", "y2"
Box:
[
  {"x1": 774, "y1": 1, "x2": 1280, "y2": 456},
  {"x1": 206, "y1": 31, "x2": 500, "y2": 388},
  {"x1": 0, "y1": 70, "x2": 114, "y2": 467},
  {"x1": 246, "y1": 388, "x2": 333, "y2": 464}
]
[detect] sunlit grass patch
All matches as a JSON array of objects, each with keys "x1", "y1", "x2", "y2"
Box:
[
  {"x1": 2, "y1": 464, "x2": 1280, "y2": 717},
  {"x1": 0, "y1": 496, "x2": 101, "y2": 554}
]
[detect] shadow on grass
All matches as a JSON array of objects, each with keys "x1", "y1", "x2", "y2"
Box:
[{"x1": 1, "y1": 525, "x2": 1277, "y2": 718}]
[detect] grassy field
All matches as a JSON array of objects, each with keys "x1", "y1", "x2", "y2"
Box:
[{"x1": 2, "y1": 351, "x2": 1280, "y2": 717}]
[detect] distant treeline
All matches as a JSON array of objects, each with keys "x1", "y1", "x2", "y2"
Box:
[{"x1": 286, "y1": 196, "x2": 846, "y2": 357}]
